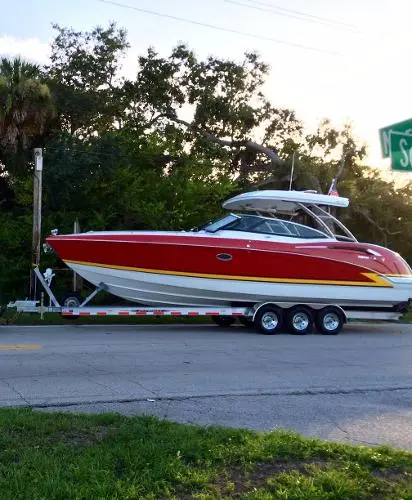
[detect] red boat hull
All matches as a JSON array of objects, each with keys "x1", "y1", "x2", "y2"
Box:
[{"x1": 46, "y1": 232, "x2": 412, "y2": 307}]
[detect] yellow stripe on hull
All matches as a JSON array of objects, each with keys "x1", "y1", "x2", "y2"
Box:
[{"x1": 65, "y1": 259, "x2": 393, "y2": 288}]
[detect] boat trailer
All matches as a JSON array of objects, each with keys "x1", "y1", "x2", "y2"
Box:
[{"x1": 7, "y1": 267, "x2": 404, "y2": 335}]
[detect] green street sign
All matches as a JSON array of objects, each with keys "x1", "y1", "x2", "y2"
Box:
[
  {"x1": 379, "y1": 118, "x2": 412, "y2": 158},
  {"x1": 390, "y1": 132, "x2": 412, "y2": 171}
]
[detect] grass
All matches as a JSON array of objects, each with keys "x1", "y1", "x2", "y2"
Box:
[
  {"x1": 402, "y1": 309, "x2": 412, "y2": 322},
  {"x1": 0, "y1": 409, "x2": 410, "y2": 499}
]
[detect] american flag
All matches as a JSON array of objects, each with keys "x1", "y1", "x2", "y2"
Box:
[{"x1": 328, "y1": 178, "x2": 339, "y2": 197}]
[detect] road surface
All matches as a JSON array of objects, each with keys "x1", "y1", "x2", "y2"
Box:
[{"x1": 0, "y1": 322, "x2": 411, "y2": 450}]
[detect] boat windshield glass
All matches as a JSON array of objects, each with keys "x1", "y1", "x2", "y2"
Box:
[
  {"x1": 203, "y1": 214, "x2": 328, "y2": 239},
  {"x1": 201, "y1": 214, "x2": 240, "y2": 233}
]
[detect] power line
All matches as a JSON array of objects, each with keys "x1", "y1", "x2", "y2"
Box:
[
  {"x1": 240, "y1": 0, "x2": 362, "y2": 32},
  {"x1": 224, "y1": 0, "x2": 362, "y2": 33},
  {"x1": 99, "y1": 0, "x2": 341, "y2": 56}
]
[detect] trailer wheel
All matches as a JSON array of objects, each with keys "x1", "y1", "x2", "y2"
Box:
[
  {"x1": 286, "y1": 306, "x2": 313, "y2": 335},
  {"x1": 254, "y1": 305, "x2": 283, "y2": 335},
  {"x1": 61, "y1": 292, "x2": 82, "y2": 308},
  {"x1": 60, "y1": 292, "x2": 82, "y2": 320},
  {"x1": 238, "y1": 316, "x2": 254, "y2": 328},
  {"x1": 211, "y1": 315, "x2": 236, "y2": 327},
  {"x1": 315, "y1": 307, "x2": 344, "y2": 335}
]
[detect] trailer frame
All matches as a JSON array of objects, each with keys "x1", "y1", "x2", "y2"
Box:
[{"x1": 7, "y1": 267, "x2": 404, "y2": 334}]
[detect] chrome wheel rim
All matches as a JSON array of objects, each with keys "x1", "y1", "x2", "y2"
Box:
[
  {"x1": 261, "y1": 312, "x2": 279, "y2": 330},
  {"x1": 323, "y1": 312, "x2": 340, "y2": 331},
  {"x1": 292, "y1": 313, "x2": 309, "y2": 331}
]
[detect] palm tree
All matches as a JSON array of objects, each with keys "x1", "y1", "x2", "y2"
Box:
[
  {"x1": 0, "y1": 58, "x2": 55, "y2": 299},
  {"x1": 0, "y1": 57, "x2": 55, "y2": 150}
]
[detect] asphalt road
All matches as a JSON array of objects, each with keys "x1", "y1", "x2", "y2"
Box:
[{"x1": 0, "y1": 322, "x2": 411, "y2": 450}]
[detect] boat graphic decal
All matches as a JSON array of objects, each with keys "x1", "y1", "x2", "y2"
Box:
[{"x1": 64, "y1": 259, "x2": 393, "y2": 288}]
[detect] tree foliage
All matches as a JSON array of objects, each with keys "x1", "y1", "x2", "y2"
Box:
[
  {"x1": 0, "y1": 58, "x2": 55, "y2": 154},
  {"x1": 47, "y1": 23, "x2": 129, "y2": 135},
  {"x1": 1, "y1": 22, "x2": 412, "y2": 303}
]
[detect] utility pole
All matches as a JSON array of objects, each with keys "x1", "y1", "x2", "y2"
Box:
[{"x1": 29, "y1": 148, "x2": 43, "y2": 300}]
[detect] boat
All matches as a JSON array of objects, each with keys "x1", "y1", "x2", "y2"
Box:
[{"x1": 46, "y1": 190, "x2": 412, "y2": 311}]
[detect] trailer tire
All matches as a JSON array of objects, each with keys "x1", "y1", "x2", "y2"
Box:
[
  {"x1": 315, "y1": 306, "x2": 344, "y2": 335},
  {"x1": 254, "y1": 305, "x2": 283, "y2": 335},
  {"x1": 286, "y1": 306, "x2": 313, "y2": 335},
  {"x1": 211, "y1": 315, "x2": 236, "y2": 327},
  {"x1": 60, "y1": 292, "x2": 82, "y2": 320}
]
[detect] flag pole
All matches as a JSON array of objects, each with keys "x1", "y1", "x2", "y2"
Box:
[{"x1": 289, "y1": 152, "x2": 295, "y2": 191}]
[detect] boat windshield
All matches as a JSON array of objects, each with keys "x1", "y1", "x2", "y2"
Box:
[
  {"x1": 201, "y1": 214, "x2": 240, "y2": 233},
  {"x1": 203, "y1": 214, "x2": 328, "y2": 239}
]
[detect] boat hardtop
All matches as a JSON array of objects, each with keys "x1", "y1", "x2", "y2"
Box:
[{"x1": 223, "y1": 190, "x2": 349, "y2": 215}]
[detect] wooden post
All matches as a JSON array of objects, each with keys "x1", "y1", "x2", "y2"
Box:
[{"x1": 29, "y1": 148, "x2": 43, "y2": 300}]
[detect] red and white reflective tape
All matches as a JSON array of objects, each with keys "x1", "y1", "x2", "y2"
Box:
[{"x1": 61, "y1": 307, "x2": 250, "y2": 317}]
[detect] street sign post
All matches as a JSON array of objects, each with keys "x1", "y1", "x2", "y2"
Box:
[
  {"x1": 379, "y1": 118, "x2": 412, "y2": 158},
  {"x1": 389, "y1": 131, "x2": 412, "y2": 171}
]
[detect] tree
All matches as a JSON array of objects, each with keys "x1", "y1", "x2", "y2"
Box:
[
  {"x1": 0, "y1": 57, "x2": 55, "y2": 153},
  {"x1": 47, "y1": 23, "x2": 129, "y2": 136},
  {"x1": 125, "y1": 47, "x2": 283, "y2": 179},
  {"x1": 2, "y1": 22, "x2": 412, "y2": 304}
]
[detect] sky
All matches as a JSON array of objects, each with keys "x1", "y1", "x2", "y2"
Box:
[{"x1": 1, "y1": 0, "x2": 411, "y2": 179}]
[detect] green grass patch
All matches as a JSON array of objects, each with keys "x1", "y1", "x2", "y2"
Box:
[
  {"x1": 0, "y1": 409, "x2": 410, "y2": 499},
  {"x1": 401, "y1": 309, "x2": 412, "y2": 322}
]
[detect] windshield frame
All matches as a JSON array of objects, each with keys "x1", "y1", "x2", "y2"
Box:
[{"x1": 202, "y1": 213, "x2": 330, "y2": 239}]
